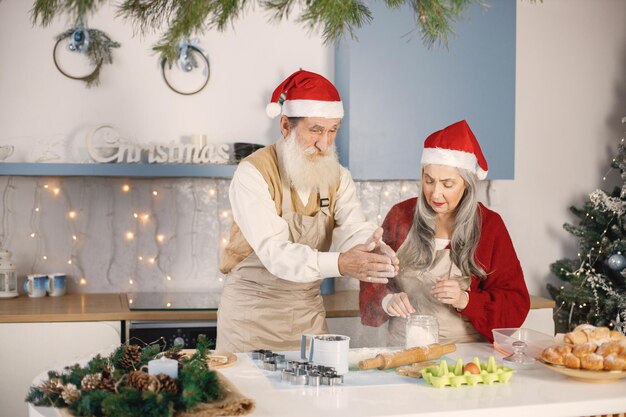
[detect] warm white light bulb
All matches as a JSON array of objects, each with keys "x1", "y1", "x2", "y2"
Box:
[
  {"x1": 53, "y1": 188, "x2": 60, "y2": 195},
  {"x1": 44, "y1": 184, "x2": 49, "y2": 189},
  {"x1": 30, "y1": 232, "x2": 35, "y2": 238},
  {"x1": 221, "y1": 210, "x2": 230, "y2": 218},
  {"x1": 138, "y1": 256, "x2": 143, "y2": 261},
  {"x1": 35, "y1": 207, "x2": 40, "y2": 212},
  {"x1": 208, "y1": 189, "x2": 216, "y2": 196},
  {"x1": 133, "y1": 213, "x2": 139, "y2": 219},
  {"x1": 148, "y1": 257, "x2": 155, "y2": 264},
  {"x1": 129, "y1": 279, "x2": 134, "y2": 285},
  {"x1": 142, "y1": 213, "x2": 150, "y2": 222},
  {"x1": 166, "y1": 275, "x2": 172, "y2": 281},
  {"x1": 122, "y1": 184, "x2": 130, "y2": 192},
  {"x1": 126, "y1": 232, "x2": 135, "y2": 240},
  {"x1": 72, "y1": 235, "x2": 77, "y2": 240},
  {"x1": 384, "y1": 191, "x2": 389, "y2": 197},
  {"x1": 129, "y1": 298, "x2": 133, "y2": 304},
  {"x1": 68, "y1": 211, "x2": 76, "y2": 219},
  {"x1": 401, "y1": 186, "x2": 408, "y2": 192},
  {"x1": 79, "y1": 277, "x2": 87, "y2": 285},
  {"x1": 221, "y1": 238, "x2": 228, "y2": 246},
  {"x1": 166, "y1": 302, "x2": 172, "y2": 308},
  {"x1": 157, "y1": 234, "x2": 165, "y2": 243},
  {"x1": 152, "y1": 190, "x2": 158, "y2": 196},
  {"x1": 68, "y1": 260, "x2": 72, "y2": 265},
  {"x1": 42, "y1": 255, "x2": 47, "y2": 260}
]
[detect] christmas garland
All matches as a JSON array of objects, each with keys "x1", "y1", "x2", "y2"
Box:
[
  {"x1": 26, "y1": 335, "x2": 223, "y2": 417},
  {"x1": 32, "y1": 0, "x2": 503, "y2": 64}
]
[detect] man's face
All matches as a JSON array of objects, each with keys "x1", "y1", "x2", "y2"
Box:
[{"x1": 281, "y1": 116, "x2": 341, "y2": 160}]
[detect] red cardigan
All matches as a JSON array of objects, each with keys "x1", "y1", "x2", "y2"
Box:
[{"x1": 359, "y1": 198, "x2": 530, "y2": 342}]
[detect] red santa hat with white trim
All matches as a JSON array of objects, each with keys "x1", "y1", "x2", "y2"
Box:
[
  {"x1": 266, "y1": 70, "x2": 344, "y2": 119},
  {"x1": 420, "y1": 120, "x2": 489, "y2": 180}
]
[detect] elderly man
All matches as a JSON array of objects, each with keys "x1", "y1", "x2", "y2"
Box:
[{"x1": 216, "y1": 70, "x2": 398, "y2": 352}]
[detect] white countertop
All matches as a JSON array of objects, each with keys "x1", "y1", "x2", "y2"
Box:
[{"x1": 29, "y1": 343, "x2": 626, "y2": 417}]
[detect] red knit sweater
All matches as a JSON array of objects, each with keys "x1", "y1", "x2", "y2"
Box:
[{"x1": 359, "y1": 198, "x2": 530, "y2": 342}]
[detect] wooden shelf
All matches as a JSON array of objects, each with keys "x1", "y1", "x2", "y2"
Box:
[{"x1": 0, "y1": 162, "x2": 237, "y2": 178}]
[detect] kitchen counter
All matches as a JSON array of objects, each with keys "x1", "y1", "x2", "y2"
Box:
[
  {"x1": 28, "y1": 343, "x2": 626, "y2": 417},
  {"x1": 0, "y1": 291, "x2": 555, "y2": 323}
]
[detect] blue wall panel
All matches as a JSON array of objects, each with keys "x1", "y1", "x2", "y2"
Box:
[{"x1": 335, "y1": 0, "x2": 516, "y2": 180}]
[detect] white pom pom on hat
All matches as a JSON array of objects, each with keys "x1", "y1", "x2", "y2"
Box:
[
  {"x1": 420, "y1": 120, "x2": 489, "y2": 180},
  {"x1": 266, "y1": 70, "x2": 344, "y2": 119},
  {"x1": 266, "y1": 102, "x2": 282, "y2": 119}
]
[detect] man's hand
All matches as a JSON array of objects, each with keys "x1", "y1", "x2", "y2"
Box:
[
  {"x1": 338, "y1": 240, "x2": 397, "y2": 284},
  {"x1": 365, "y1": 227, "x2": 400, "y2": 274},
  {"x1": 386, "y1": 292, "x2": 415, "y2": 318}
]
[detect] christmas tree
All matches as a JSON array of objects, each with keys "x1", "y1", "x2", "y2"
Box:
[{"x1": 548, "y1": 118, "x2": 626, "y2": 335}]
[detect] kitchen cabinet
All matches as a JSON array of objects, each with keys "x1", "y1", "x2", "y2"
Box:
[
  {"x1": 0, "y1": 321, "x2": 121, "y2": 417},
  {"x1": 334, "y1": 0, "x2": 516, "y2": 180}
]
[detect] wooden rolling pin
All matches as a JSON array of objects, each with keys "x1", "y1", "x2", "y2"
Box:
[{"x1": 358, "y1": 343, "x2": 456, "y2": 370}]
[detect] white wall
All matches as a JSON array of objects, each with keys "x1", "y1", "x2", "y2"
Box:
[{"x1": 0, "y1": 0, "x2": 625, "y2": 298}]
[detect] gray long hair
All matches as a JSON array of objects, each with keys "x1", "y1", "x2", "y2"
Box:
[{"x1": 397, "y1": 167, "x2": 487, "y2": 280}]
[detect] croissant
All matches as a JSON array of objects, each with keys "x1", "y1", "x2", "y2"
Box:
[{"x1": 542, "y1": 325, "x2": 626, "y2": 371}]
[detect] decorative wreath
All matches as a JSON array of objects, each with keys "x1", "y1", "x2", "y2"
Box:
[
  {"x1": 26, "y1": 335, "x2": 224, "y2": 417},
  {"x1": 160, "y1": 38, "x2": 210, "y2": 95},
  {"x1": 53, "y1": 26, "x2": 121, "y2": 87}
]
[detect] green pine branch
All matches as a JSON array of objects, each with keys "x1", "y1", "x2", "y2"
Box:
[{"x1": 32, "y1": 0, "x2": 503, "y2": 64}]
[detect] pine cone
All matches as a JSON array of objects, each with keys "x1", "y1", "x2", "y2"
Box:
[
  {"x1": 99, "y1": 376, "x2": 117, "y2": 392},
  {"x1": 119, "y1": 345, "x2": 142, "y2": 369},
  {"x1": 162, "y1": 348, "x2": 184, "y2": 362},
  {"x1": 155, "y1": 374, "x2": 178, "y2": 394},
  {"x1": 40, "y1": 378, "x2": 64, "y2": 395},
  {"x1": 127, "y1": 370, "x2": 159, "y2": 392},
  {"x1": 81, "y1": 373, "x2": 103, "y2": 391},
  {"x1": 61, "y1": 383, "x2": 80, "y2": 405}
]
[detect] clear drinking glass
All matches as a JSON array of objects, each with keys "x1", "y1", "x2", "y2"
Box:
[{"x1": 405, "y1": 314, "x2": 439, "y2": 349}]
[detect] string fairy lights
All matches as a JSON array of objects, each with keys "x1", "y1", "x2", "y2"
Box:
[{"x1": 0, "y1": 174, "x2": 417, "y2": 293}]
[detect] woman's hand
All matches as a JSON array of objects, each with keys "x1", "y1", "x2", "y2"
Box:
[
  {"x1": 386, "y1": 292, "x2": 415, "y2": 318},
  {"x1": 431, "y1": 276, "x2": 469, "y2": 310}
]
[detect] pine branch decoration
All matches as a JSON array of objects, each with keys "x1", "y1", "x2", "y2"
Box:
[
  {"x1": 32, "y1": 0, "x2": 508, "y2": 64},
  {"x1": 25, "y1": 337, "x2": 224, "y2": 417}
]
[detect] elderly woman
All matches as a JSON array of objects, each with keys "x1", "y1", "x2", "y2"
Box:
[{"x1": 359, "y1": 120, "x2": 530, "y2": 345}]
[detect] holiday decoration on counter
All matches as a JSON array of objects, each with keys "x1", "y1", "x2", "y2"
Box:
[
  {"x1": 26, "y1": 335, "x2": 254, "y2": 417},
  {"x1": 51, "y1": 23, "x2": 121, "y2": 87},
  {"x1": 421, "y1": 356, "x2": 514, "y2": 388},
  {"x1": 548, "y1": 117, "x2": 626, "y2": 333},
  {"x1": 0, "y1": 249, "x2": 18, "y2": 298},
  {"x1": 31, "y1": 0, "x2": 500, "y2": 64},
  {"x1": 161, "y1": 37, "x2": 210, "y2": 95},
  {"x1": 87, "y1": 124, "x2": 231, "y2": 164}
]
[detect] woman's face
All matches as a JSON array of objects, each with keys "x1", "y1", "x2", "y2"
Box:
[{"x1": 422, "y1": 164, "x2": 467, "y2": 217}]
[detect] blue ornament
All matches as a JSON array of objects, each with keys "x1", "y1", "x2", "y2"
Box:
[
  {"x1": 73, "y1": 30, "x2": 84, "y2": 43},
  {"x1": 607, "y1": 253, "x2": 626, "y2": 271}
]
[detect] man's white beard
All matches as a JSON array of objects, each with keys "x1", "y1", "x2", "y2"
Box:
[{"x1": 278, "y1": 130, "x2": 341, "y2": 191}]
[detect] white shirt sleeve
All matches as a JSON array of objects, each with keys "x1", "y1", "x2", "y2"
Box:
[
  {"x1": 229, "y1": 161, "x2": 340, "y2": 282},
  {"x1": 381, "y1": 294, "x2": 394, "y2": 315},
  {"x1": 330, "y1": 166, "x2": 378, "y2": 251}
]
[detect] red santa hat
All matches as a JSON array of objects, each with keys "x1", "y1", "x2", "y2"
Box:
[
  {"x1": 420, "y1": 120, "x2": 489, "y2": 180},
  {"x1": 266, "y1": 70, "x2": 344, "y2": 119}
]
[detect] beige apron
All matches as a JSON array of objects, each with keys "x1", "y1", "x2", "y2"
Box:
[
  {"x1": 216, "y1": 182, "x2": 332, "y2": 353},
  {"x1": 387, "y1": 243, "x2": 484, "y2": 347}
]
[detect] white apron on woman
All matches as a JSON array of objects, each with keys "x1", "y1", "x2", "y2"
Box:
[
  {"x1": 387, "y1": 241, "x2": 484, "y2": 347},
  {"x1": 217, "y1": 182, "x2": 332, "y2": 352}
]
